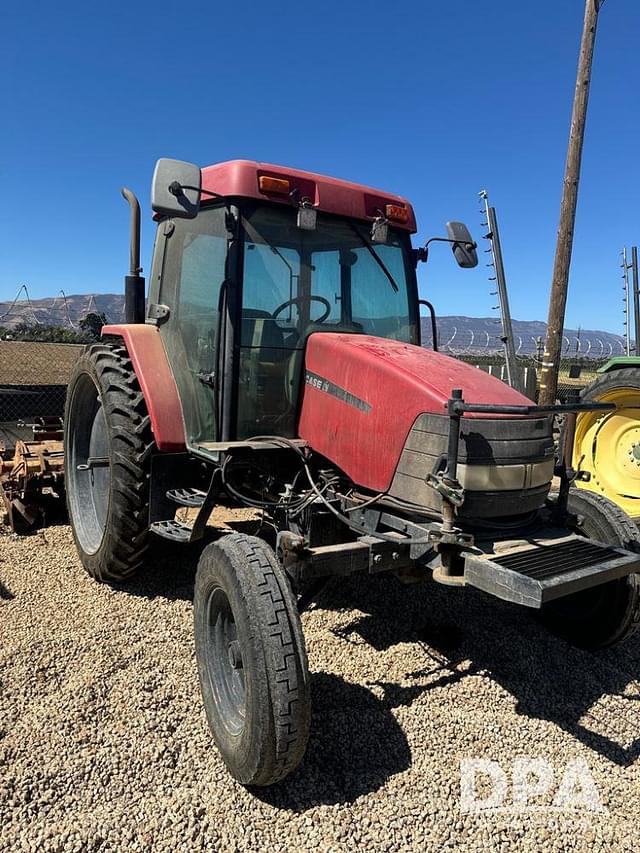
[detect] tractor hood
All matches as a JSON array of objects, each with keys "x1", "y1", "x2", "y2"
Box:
[{"x1": 297, "y1": 333, "x2": 551, "y2": 503}]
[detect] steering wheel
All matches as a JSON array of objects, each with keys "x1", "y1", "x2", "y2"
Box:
[{"x1": 272, "y1": 295, "x2": 332, "y2": 325}]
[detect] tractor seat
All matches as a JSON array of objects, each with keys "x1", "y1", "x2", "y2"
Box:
[{"x1": 241, "y1": 308, "x2": 292, "y2": 359}]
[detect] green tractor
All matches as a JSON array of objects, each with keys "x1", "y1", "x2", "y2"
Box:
[{"x1": 574, "y1": 357, "x2": 640, "y2": 524}]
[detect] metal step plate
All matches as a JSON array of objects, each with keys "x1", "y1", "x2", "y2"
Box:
[
  {"x1": 464, "y1": 535, "x2": 640, "y2": 608},
  {"x1": 166, "y1": 488, "x2": 206, "y2": 508},
  {"x1": 150, "y1": 519, "x2": 192, "y2": 543}
]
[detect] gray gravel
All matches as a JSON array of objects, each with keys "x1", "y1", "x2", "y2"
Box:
[{"x1": 2, "y1": 524, "x2": 640, "y2": 852}]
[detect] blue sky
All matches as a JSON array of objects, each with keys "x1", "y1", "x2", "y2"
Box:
[{"x1": 2, "y1": 0, "x2": 639, "y2": 334}]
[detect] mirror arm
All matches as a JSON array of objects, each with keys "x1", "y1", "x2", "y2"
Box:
[
  {"x1": 169, "y1": 182, "x2": 225, "y2": 200},
  {"x1": 416, "y1": 236, "x2": 478, "y2": 263},
  {"x1": 426, "y1": 236, "x2": 477, "y2": 249}
]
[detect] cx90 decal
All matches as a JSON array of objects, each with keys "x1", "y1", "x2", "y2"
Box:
[{"x1": 304, "y1": 370, "x2": 372, "y2": 413}]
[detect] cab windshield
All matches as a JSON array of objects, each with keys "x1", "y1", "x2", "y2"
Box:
[
  {"x1": 237, "y1": 204, "x2": 418, "y2": 438},
  {"x1": 241, "y1": 205, "x2": 417, "y2": 346}
]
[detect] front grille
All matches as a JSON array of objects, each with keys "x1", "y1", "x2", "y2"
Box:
[{"x1": 493, "y1": 539, "x2": 620, "y2": 581}]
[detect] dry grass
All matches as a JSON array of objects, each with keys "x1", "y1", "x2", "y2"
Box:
[{"x1": 0, "y1": 341, "x2": 83, "y2": 385}]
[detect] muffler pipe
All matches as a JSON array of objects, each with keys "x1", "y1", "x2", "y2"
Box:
[{"x1": 121, "y1": 187, "x2": 145, "y2": 324}]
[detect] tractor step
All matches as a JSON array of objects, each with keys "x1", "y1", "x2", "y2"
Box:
[
  {"x1": 166, "y1": 488, "x2": 206, "y2": 508},
  {"x1": 464, "y1": 534, "x2": 640, "y2": 609},
  {"x1": 150, "y1": 519, "x2": 192, "y2": 542}
]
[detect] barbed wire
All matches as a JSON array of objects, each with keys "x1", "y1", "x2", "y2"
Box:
[
  {"x1": 0, "y1": 285, "x2": 42, "y2": 325},
  {"x1": 0, "y1": 289, "x2": 109, "y2": 327},
  {"x1": 432, "y1": 331, "x2": 625, "y2": 361}
]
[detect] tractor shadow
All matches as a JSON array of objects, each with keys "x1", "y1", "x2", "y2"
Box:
[
  {"x1": 124, "y1": 537, "x2": 414, "y2": 809},
  {"x1": 252, "y1": 671, "x2": 411, "y2": 810},
  {"x1": 122, "y1": 539, "x2": 202, "y2": 602},
  {"x1": 123, "y1": 522, "x2": 269, "y2": 603},
  {"x1": 322, "y1": 574, "x2": 640, "y2": 769}
]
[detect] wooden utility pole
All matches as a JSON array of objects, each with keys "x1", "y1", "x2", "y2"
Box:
[{"x1": 539, "y1": 0, "x2": 604, "y2": 405}]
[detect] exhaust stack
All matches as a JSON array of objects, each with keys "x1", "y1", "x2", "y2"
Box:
[{"x1": 121, "y1": 187, "x2": 145, "y2": 324}]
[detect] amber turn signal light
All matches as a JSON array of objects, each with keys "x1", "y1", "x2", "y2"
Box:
[
  {"x1": 259, "y1": 175, "x2": 290, "y2": 194},
  {"x1": 385, "y1": 203, "x2": 409, "y2": 223}
]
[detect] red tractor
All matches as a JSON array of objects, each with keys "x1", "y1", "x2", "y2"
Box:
[{"x1": 65, "y1": 158, "x2": 640, "y2": 786}]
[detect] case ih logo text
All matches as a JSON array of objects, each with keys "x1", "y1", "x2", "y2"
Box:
[
  {"x1": 305, "y1": 372, "x2": 330, "y2": 393},
  {"x1": 304, "y1": 370, "x2": 372, "y2": 413},
  {"x1": 460, "y1": 757, "x2": 605, "y2": 815}
]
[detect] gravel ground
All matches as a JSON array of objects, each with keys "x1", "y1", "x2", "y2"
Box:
[{"x1": 2, "y1": 523, "x2": 640, "y2": 852}]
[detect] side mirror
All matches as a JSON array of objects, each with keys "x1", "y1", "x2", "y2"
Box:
[
  {"x1": 151, "y1": 158, "x2": 201, "y2": 219},
  {"x1": 446, "y1": 221, "x2": 478, "y2": 268}
]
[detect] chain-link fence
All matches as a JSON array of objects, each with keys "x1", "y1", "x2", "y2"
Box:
[{"x1": 0, "y1": 341, "x2": 84, "y2": 447}]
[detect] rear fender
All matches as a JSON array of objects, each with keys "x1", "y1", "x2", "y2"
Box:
[
  {"x1": 101, "y1": 324, "x2": 186, "y2": 452},
  {"x1": 597, "y1": 357, "x2": 640, "y2": 374}
]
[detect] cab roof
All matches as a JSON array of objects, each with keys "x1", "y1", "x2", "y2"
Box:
[{"x1": 200, "y1": 160, "x2": 417, "y2": 233}]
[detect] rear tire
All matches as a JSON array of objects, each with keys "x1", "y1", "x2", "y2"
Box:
[
  {"x1": 64, "y1": 341, "x2": 154, "y2": 583},
  {"x1": 575, "y1": 367, "x2": 640, "y2": 519},
  {"x1": 194, "y1": 533, "x2": 310, "y2": 786},
  {"x1": 539, "y1": 490, "x2": 640, "y2": 649}
]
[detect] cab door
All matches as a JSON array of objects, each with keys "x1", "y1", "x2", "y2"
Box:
[{"x1": 155, "y1": 206, "x2": 228, "y2": 448}]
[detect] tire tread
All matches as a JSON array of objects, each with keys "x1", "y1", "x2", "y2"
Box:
[
  {"x1": 194, "y1": 533, "x2": 310, "y2": 786},
  {"x1": 64, "y1": 341, "x2": 155, "y2": 583}
]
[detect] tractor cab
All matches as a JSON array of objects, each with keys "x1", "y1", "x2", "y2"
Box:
[
  {"x1": 149, "y1": 196, "x2": 418, "y2": 450},
  {"x1": 145, "y1": 159, "x2": 428, "y2": 454}
]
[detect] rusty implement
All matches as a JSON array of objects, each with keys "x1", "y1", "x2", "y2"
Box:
[{"x1": 1, "y1": 419, "x2": 65, "y2": 533}]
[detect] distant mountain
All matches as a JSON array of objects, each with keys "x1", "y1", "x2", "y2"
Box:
[
  {"x1": 0, "y1": 293, "x2": 629, "y2": 359},
  {"x1": 0, "y1": 293, "x2": 125, "y2": 330}
]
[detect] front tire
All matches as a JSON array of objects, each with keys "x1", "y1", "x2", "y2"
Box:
[
  {"x1": 539, "y1": 490, "x2": 640, "y2": 649},
  {"x1": 64, "y1": 341, "x2": 154, "y2": 583},
  {"x1": 194, "y1": 533, "x2": 310, "y2": 786}
]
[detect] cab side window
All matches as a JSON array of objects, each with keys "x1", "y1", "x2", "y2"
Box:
[{"x1": 158, "y1": 206, "x2": 227, "y2": 446}]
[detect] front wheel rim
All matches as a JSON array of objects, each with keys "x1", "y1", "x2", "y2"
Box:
[{"x1": 206, "y1": 586, "x2": 246, "y2": 737}]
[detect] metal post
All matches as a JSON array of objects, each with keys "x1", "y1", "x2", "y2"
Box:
[
  {"x1": 419, "y1": 299, "x2": 439, "y2": 351},
  {"x1": 539, "y1": 0, "x2": 603, "y2": 405},
  {"x1": 479, "y1": 190, "x2": 520, "y2": 391},
  {"x1": 622, "y1": 248, "x2": 631, "y2": 356},
  {"x1": 444, "y1": 389, "x2": 463, "y2": 487},
  {"x1": 556, "y1": 390, "x2": 580, "y2": 520},
  {"x1": 439, "y1": 389, "x2": 464, "y2": 574},
  {"x1": 632, "y1": 246, "x2": 640, "y2": 354}
]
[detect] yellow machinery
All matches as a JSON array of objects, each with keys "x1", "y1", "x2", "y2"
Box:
[{"x1": 574, "y1": 359, "x2": 640, "y2": 522}]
